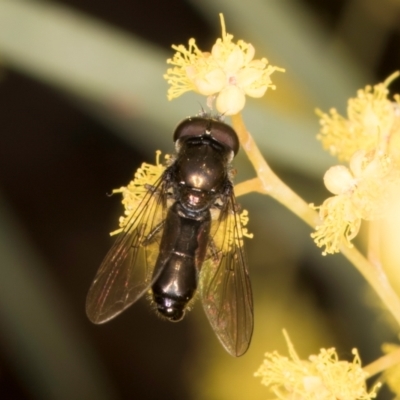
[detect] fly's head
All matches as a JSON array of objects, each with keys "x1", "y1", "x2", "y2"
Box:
[{"x1": 173, "y1": 116, "x2": 239, "y2": 158}]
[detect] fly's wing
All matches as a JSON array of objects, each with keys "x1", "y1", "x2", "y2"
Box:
[
  {"x1": 199, "y1": 194, "x2": 253, "y2": 357},
  {"x1": 86, "y1": 177, "x2": 168, "y2": 324}
]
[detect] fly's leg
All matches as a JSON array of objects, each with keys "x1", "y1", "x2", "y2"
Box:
[
  {"x1": 144, "y1": 183, "x2": 157, "y2": 194},
  {"x1": 142, "y1": 220, "x2": 166, "y2": 246}
]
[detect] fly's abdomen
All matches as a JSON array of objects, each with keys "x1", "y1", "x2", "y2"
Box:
[{"x1": 151, "y1": 202, "x2": 211, "y2": 321}]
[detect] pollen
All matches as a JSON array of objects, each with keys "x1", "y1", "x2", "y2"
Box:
[
  {"x1": 164, "y1": 14, "x2": 284, "y2": 115},
  {"x1": 110, "y1": 151, "x2": 168, "y2": 236},
  {"x1": 255, "y1": 330, "x2": 380, "y2": 400},
  {"x1": 211, "y1": 208, "x2": 253, "y2": 252},
  {"x1": 239, "y1": 209, "x2": 254, "y2": 240},
  {"x1": 317, "y1": 71, "x2": 400, "y2": 162},
  {"x1": 311, "y1": 196, "x2": 360, "y2": 255}
]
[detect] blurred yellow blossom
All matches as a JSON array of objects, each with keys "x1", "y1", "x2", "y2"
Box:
[
  {"x1": 317, "y1": 72, "x2": 400, "y2": 162},
  {"x1": 255, "y1": 330, "x2": 380, "y2": 400},
  {"x1": 164, "y1": 14, "x2": 284, "y2": 115},
  {"x1": 311, "y1": 195, "x2": 360, "y2": 255},
  {"x1": 311, "y1": 74, "x2": 400, "y2": 254},
  {"x1": 312, "y1": 150, "x2": 399, "y2": 254}
]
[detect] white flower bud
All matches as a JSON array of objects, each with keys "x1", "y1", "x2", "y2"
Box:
[{"x1": 324, "y1": 165, "x2": 355, "y2": 195}]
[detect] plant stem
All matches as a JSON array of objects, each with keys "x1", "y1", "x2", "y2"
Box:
[
  {"x1": 231, "y1": 112, "x2": 400, "y2": 327},
  {"x1": 231, "y1": 113, "x2": 320, "y2": 227},
  {"x1": 364, "y1": 347, "x2": 400, "y2": 376}
]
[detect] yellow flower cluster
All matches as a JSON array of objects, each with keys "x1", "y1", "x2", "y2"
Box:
[
  {"x1": 312, "y1": 73, "x2": 400, "y2": 254},
  {"x1": 110, "y1": 151, "x2": 168, "y2": 236},
  {"x1": 255, "y1": 331, "x2": 380, "y2": 400},
  {"x1": 164, "y1": 14, "x2": 284, "y2": 115},
  {"x1": 317, "y1": 73, "x2": 400, "y2": 161}
]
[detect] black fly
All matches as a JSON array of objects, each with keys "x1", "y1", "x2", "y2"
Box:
[{"x1": 86, "y1": 116, "x2": 253, "y2": 356}]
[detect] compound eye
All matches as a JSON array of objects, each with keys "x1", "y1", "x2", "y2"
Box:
[
  {"x1": 173, "y1": 117, "x2": 240, "y2": 155},
  {"x1": 173, "y1": 117, "x2": 208, "y2": 142},
  {"x1": 209, "y1": 120, "x2": 239, "y2": 155}
]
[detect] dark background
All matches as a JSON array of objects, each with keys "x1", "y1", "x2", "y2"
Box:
[{"x1": 0, "y1": 0, "x2": 399, "y2": 399}]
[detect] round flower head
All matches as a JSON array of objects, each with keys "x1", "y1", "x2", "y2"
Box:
[
  {"x1": 312, "y1": 149, "x2": 399, "y2": 254},
  {"x1": 317, "y1": 72, "x2": 400, "y2": 162},
  {"x1": 164, "y1": 14, "x2": 284, "y2": 115},
  {"x1": 312, "y1": 74, "x2": 400, "y2": 254},
  {"x1": 255, "y1": 330, "x2": 380, "y2": 400}
]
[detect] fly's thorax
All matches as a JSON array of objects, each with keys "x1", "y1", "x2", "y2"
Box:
[{"x1": 174, "y1": 139, "x2": 231, "y2": 212}]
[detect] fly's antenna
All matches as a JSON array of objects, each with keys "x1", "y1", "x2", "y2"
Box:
[{"x1": 197, "y1": 103, "x2": 207, "y2": 118}]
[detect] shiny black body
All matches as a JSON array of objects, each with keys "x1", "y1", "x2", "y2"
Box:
[
  {"x1": 151, "y1": 202, "x2": 210, "y2": 321},
  {"x1": 86, "y1": 116, "x2": 253, "y2": 356},
  {"x1": 151, "y1": 133, "x2": 232, "y2": 321}
]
